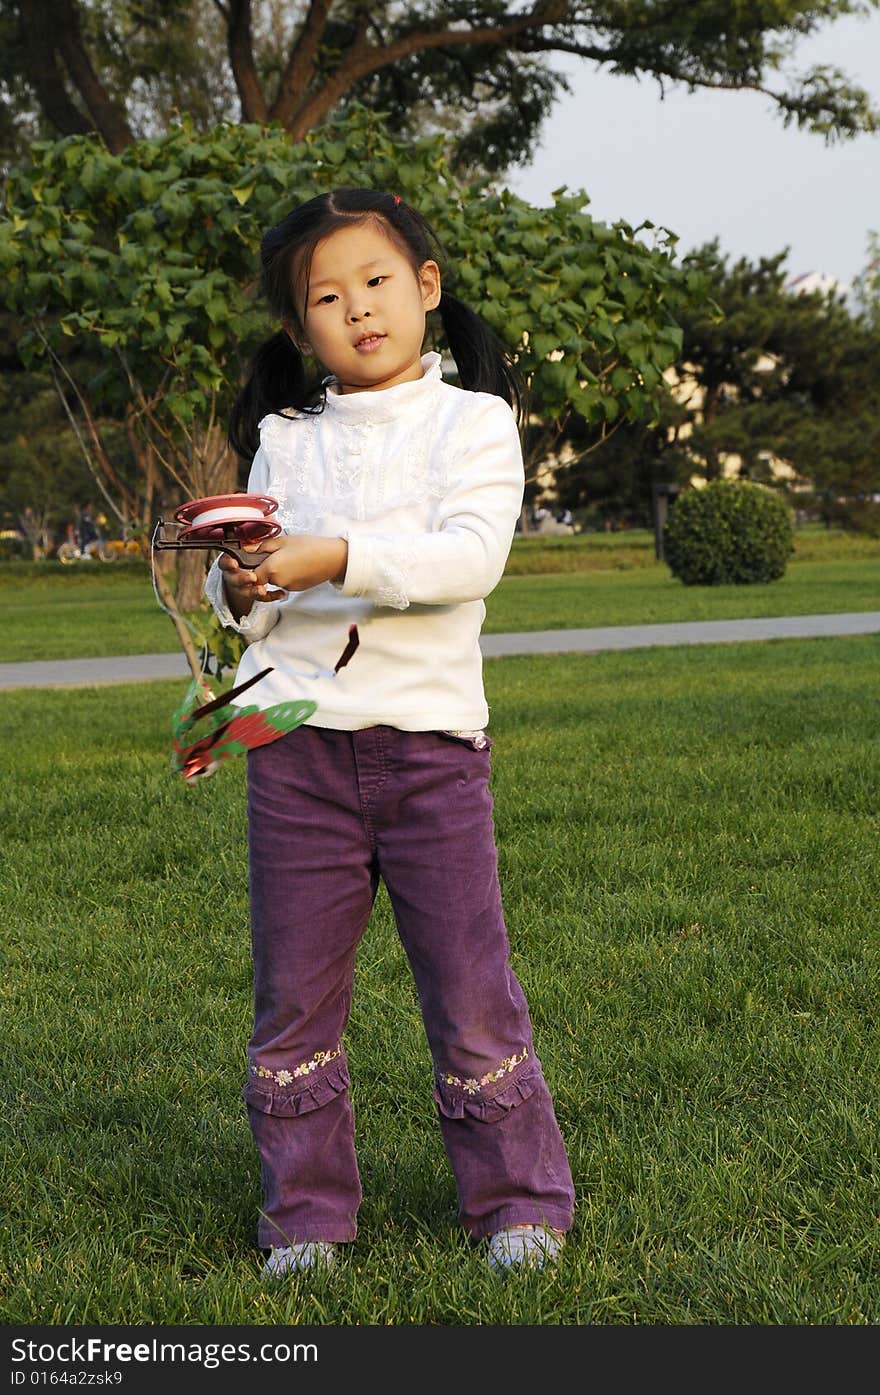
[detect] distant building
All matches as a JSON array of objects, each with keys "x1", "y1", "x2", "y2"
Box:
[{"x1": 785, "y1": 270, "x2": 848, "y2": 300}]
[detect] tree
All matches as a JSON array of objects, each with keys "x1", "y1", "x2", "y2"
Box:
[
  {"x1": 551, "y1": 239, "x2": 880, "y2": 524},
  {"x1": 0, "y1": 306, "x2": 144, "y2": 555},
  {"x1": 551, "y1": 407, "x2": 678, "y2": 527},
  {"x1": 2, "y1": 1, "x2": 878, "y2": 173},
  {"x1": 852, "y1": 229, "x2": 880, "y2": 327},
  {"x1": 0, "y1": 367, "x2": 103, "y2": 555},
  {"x1": 779, "y1": 317, "x2": 880, "y2": 520},
  {"x1": 830, "y1": 232, "x2": 880, "y2": 530},
  {"x1": 0, "y1": 108, "x2": 700, "y2": 649},
  {"x1": 672, "y1": 242, "x2": 880, "y2": 507}
]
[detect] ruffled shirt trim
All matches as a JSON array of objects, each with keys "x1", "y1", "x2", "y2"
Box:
[{"x1": 257, "y1": 353, "x2": 454, "y2": 538}]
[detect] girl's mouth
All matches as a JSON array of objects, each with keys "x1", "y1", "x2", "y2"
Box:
[{"x1": 355, "y1": 334, "x2": 386, "y2": 353}]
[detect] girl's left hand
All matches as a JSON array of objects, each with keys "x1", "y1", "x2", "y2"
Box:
[{"x1": 249, "y1": 534, "x2": 349, "y2": 593}]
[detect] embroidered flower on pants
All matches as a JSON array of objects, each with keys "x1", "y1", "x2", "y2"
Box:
[
  {"x1": 251, "y1": 1045, "x2": 342, "y2": 1087},
  {"x1": 443, "y1": 1047, "x2": 529, "y2": 1095}
]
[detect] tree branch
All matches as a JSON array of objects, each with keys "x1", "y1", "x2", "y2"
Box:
[
  {"x1": 50, "y1": 0, "x2": 134, "y2": 152},
  {"x1": 288, "y1": 8, "x2": 581, "y2": 139},
  {"x1": 39, "y1": 332, "x2": 134, "y2": 526},
  {"x1": 225, "y1": 0, "x2": 269, "y2": 123},
  {"x1": 269, "y1": 0, "x2": 334, "y2": 128},
  {"x1": 522, "y1": 33, "x2": 878, "y2": 132},
  {"x1": 15, "y1": 1, "x2": 92, "y2": 139}
]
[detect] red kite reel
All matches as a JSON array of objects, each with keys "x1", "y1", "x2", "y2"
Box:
[{"x1": 152, "y1": 493, "x2": 282, "y2": 567}]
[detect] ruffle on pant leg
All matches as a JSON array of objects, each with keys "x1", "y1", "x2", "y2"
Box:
[
  {"x1": 433, "y1": 1056, "x2": 539, "y2": 1123},
  {"x1": 244, "y1": 1046, "x2": 351, "y2": 1117}
]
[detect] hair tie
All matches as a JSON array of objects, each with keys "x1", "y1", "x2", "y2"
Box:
[{"x1": 392, "y1": 194, "x2": 401, "y2": 206}]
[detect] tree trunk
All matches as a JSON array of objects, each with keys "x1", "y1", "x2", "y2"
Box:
[
  {"x1": 151, "y1": 558, "x2": 204, "y2": 683},
  {"x1": 175, "y1": 546, "x2": 211, "y2": 613},
  {"x1": 169, "y1": 423, "x2": 240, "y2": 611}
]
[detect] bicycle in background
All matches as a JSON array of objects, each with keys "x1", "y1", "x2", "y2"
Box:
[
  {"x1": 56, "y1": 524, "x2": 141, "y2": 564},
  {"x1": 56, "y1": 525, "x2": 112, "y2": 564}
]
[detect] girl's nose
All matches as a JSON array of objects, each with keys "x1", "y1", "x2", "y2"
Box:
[{"x1": 347, "y1": 305, "x2": 371, "y2": 324}]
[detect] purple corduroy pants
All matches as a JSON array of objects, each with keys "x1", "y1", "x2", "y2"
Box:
[{"x1": 244, "y1": 723, "x2": 575, "y2": 1248}]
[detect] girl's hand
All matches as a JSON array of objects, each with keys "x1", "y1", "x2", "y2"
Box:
[
  {"x1": 219, "y1": 549, "x2": 287, "y2": 621},
  {"x1": 252, "y1": 534, "x2": 349, "y2": 594}
]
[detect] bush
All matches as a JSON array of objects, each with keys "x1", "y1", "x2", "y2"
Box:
[{"x1": 663, "y1": 480, "x2": 794, "y2": 585}]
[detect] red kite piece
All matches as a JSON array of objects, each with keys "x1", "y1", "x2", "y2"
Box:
[{"x1": 170, "y1": 628, "x2": 360, "y2": 783}]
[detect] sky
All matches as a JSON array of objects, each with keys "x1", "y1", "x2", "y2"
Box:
[{"x1": 505, "y1": 8, "x2": 880, "y2": 294}]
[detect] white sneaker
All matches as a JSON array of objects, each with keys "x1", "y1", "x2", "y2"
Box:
[
  {"x1": 261, "y1": 1242, "x2": 337, "y2": 1279},
  {"x1": 487, "y1": 1224, "x2": 565, "y2": 1272}
]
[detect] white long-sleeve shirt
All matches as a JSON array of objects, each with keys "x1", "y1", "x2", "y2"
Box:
[{"x1": 205, "y1": 352, "x2": 524, "y2": 730}]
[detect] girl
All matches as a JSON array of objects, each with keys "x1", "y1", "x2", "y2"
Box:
[{"x1": 206, "y1": 187, "x2": 575, "y2": 1277}]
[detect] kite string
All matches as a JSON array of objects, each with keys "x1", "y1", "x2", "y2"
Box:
[
  {"x1": 149, "y1": 522, "x2": 358, "y2": 686},
  {"x1": 149, "y1": 528, "x2": 211, "y2": 679},
  {"x1": 149, "y1": 531, "x2": 332, "y2": 683}
]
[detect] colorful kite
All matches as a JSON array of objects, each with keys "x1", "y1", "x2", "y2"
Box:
[
  {"x1": 152, "y1": 493, "x2": 360, "y2": 781},
  {"x1": 170, "y1": 668, "x2": 316, "y2": 783}
]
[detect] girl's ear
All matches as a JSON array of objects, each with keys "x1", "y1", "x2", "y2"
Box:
[
  {"x1": 282, "y1": 318, "x2": 311, "y2": 356},
  {"x1": 419, "y1": 260, "x2": 441, "y2": 312}
]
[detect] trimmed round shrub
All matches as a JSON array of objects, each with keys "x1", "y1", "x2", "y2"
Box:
[{"x1": 663, "y1": 480, "x2": 794, "y2": 586}]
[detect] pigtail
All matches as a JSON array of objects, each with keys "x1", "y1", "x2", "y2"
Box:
[
  {"x1": 228, "y1": 331, "x2": 323, "y2": 462},
  {"x1": 437, "y1": 291, "x2": 522, "y2": 423}
]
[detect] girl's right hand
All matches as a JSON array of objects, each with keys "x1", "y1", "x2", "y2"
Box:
[{"x1": 219, "y1": 549, "x2": 287, "y2": 621}]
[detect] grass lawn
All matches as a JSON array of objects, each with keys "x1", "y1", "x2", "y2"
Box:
[
  {"x1": 504, "y1": 523, "x2": 880, "y2": 573},
  {"x1": 488, "y1": 558, "x2": 880, "y2": 632},
  {"x1": 2, "y1": 635, "x2": 878, "y2": 1325},
  {"x1": 1, "y1": 527, "x2": 877, "y2": 665}
]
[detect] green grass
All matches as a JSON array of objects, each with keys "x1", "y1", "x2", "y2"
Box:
[
  {"x1": 1, "y1": 527, "x2": 877, "y2": 665},
  {"x1": 2, "y1": 635, "x2": 878, "y2": 1324},
  {"x1": 504, "y1": 524, "x2": 880, "y2": 573},
  {"x1": 487, "y1": 558, "x2": 880, "y2": 632},
  {"x1": 0, "y1": 561, "x2": 175, "y2": 662}
]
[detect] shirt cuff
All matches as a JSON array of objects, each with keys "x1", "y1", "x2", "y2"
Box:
[
  {"x1": 335, "y1": 532, "x2": 415, "y2": 610},
  {"x1": 335, "y1": 532, "x2": 369, "y2": 598},
  {"x1": 204, "y1": 559, "x2": 279, "y2": 637}
]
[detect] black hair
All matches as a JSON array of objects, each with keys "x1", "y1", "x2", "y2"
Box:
[{"x1": 228, "y1": 187, "x2": 521, "y2": 461}]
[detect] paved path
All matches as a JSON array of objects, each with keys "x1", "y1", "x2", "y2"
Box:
[{"x1": 1, "y1": 611, "x2": 877, "y2": 691}]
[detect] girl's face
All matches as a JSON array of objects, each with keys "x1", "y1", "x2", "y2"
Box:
[{"x1": 292, "y1": 219, "x2": 441, "y2": 394}]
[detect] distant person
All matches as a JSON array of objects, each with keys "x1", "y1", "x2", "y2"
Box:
[{"x1": 76, "y1": 502, "x2": 100, "y2": 558}]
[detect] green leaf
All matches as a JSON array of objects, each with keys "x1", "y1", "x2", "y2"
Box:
[{"x1": 531, "y1": 331, "x2": 560, "y2": 359}]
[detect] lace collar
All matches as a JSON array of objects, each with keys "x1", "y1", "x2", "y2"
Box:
[{"x1": 323, "y1": 351, "x2": 442, "y2": 422}]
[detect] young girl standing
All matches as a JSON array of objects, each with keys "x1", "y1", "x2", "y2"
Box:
[{"x1": 206, "y1": 187, "x2": 575, "y2": 1277}]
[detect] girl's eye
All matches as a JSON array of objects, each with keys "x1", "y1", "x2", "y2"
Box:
[
  {"x1": 367, "y1": 276, "x2": 386, "y2": 287},
  {"x1": 317, "y1": 293, "x2": 337, "y2": 305}
]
